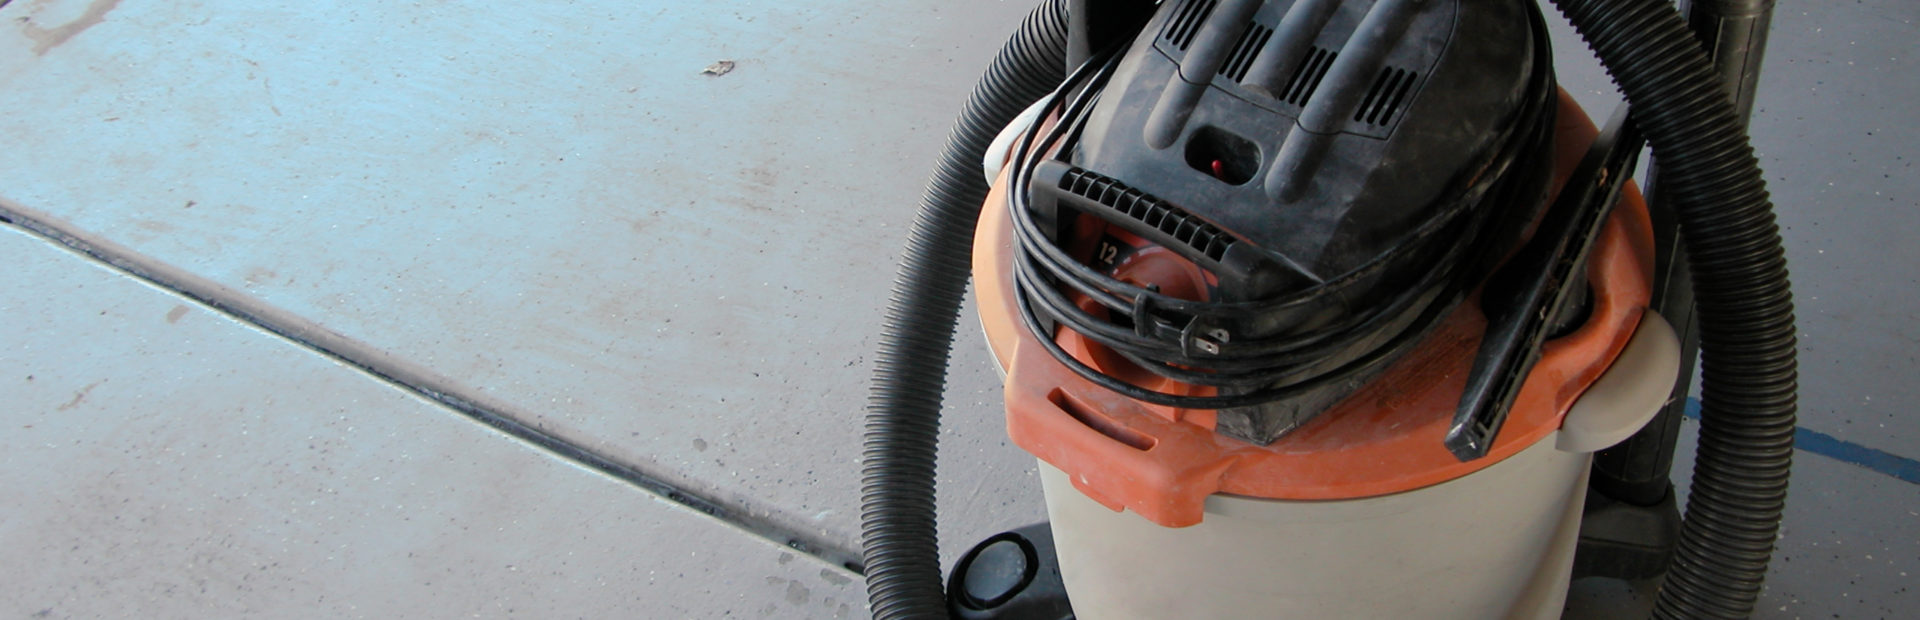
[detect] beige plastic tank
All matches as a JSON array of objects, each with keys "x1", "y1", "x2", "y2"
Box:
[{"x1": 1037, "y1": 312, "x2": 1677, "y2": 619}]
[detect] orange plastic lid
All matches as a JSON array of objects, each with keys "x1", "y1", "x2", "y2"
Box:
[{"x1": 974, "y1": 91, "x2": 1655, "y2": 527}]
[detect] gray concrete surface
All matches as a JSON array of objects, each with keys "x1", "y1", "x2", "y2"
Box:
[
  {"x1": 0, "y1": 0, "x2": 1914, "y2": 618},
  {"x1": 1566, "y1": 419, "x2": 1920, "y2": 618},
  {"x1": 1751, "y1": 2, "x2": 1920, "y2": 453},
  {"x1": 0, "y1": 227, "x2": 862, "y2": 618},
  {"x1": 1751, "y1": 439, "x2": 1920, "y2": 618},
  {"x1": 0, "y1": 0, "x2": 1047, "y2": 569}
]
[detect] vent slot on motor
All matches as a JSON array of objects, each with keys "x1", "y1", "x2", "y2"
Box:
[
  {"x1": 1218, "y1": 24, "x2": 1274, "y2": 82},
  {"x1": 1282, "y1": 46, "x2": 1338, "y2": 106},
  {"x1": 1161, "y1": 0, "x2": 1219, "y2": 51},
  {"x1": 1355, "y1": 68, "x2": 1419, "y2": 126}
]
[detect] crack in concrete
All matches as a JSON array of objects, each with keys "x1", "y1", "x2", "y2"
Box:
[{"x1": 0, "y1": 197, "x2": 866, "y2": 578}]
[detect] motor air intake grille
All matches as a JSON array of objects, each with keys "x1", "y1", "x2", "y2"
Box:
[
  {"x1": 1283, "y1": 46, "x2": 1337, "y2": 106},
  {"x1": 1357, "y1": 67, "x2": 1420, "y2": 126},
  {"x1": 1161, "y1": 0, "x2": 1219, "y2": 51},
  {"x1": 1060, "y1": 166, "x2": 1234, "y2": 262},
  {"x1": 1219, "y1": 24, "x2": 1275, "y2": 82}
]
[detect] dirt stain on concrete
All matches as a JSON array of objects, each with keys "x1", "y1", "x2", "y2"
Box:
[
  {"x1": 243, "y1": 267, "x2": 278, "y2": 287},
  {"x1": 133, "y1": 219, "x2": 176, "y2": 234},
  {"x1": 18, "y1": 0, "x2": 125, "y2": 56},
  {"x1": 165, "y1": 304, "x2": 189, "y2": 324},
  {"x1": 784, "y1": 580, "x2": 810, "y2": 605}
]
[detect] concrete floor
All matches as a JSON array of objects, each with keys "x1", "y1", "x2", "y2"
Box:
[
  {"x1": 0, "y1": 0, "x2": 1913, "y2": 618},
  {"x1": 0, "y1": 228, "x2": 863, "y2": 618}
]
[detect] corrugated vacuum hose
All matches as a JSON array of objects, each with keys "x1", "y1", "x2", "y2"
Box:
[
  {"x1": 861, "y1": 1, "x2": 1071, "y2": 618},
  {"x1": 1548, "y1": 0, "x2": 1797, "y2": 617}
]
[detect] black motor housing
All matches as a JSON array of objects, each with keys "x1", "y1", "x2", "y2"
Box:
[{"x1": 1019, "y1": 0, "x2": 1556, "y2": 442}]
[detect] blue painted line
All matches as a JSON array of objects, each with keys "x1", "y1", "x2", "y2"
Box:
[{"x1": 1683, "y1": 398, "x2": 1920, "y2": 485}]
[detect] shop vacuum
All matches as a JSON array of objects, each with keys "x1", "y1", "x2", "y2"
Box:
[{"x1": 863, "y1": 0, "x2": 1794, "y2": 618}]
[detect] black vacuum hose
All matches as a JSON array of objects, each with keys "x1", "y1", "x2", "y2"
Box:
[
  {"x1": 861, "y1": 2, "x2": 1071, "y2": 618},
  {"x1": 1549, "y1": 0, "x2": 1797, "y2": 618}
]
